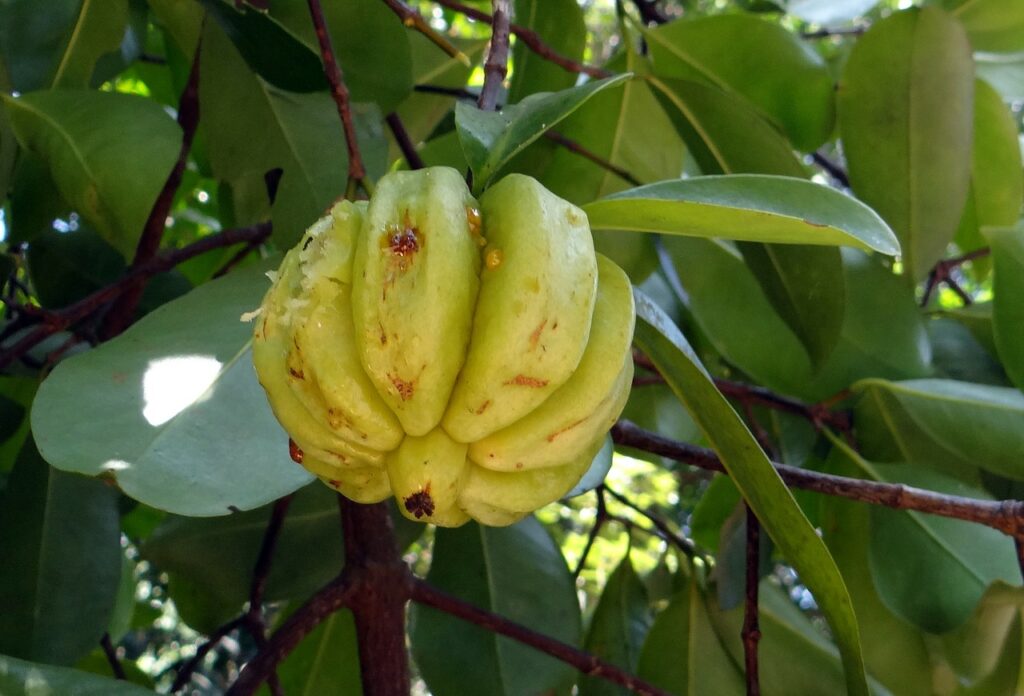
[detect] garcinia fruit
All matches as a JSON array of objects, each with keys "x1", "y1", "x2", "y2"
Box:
[{"x1": 252, "y1": 167, "x2": 635, "y2": 527}]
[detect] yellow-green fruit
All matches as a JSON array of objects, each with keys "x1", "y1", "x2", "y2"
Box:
[{"x1": 252, "y1": 168, "x2": 635, "y2": 527}]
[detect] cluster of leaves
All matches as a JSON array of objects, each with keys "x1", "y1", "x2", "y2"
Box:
[{"x1": 1, "y1": 0, "x2": 1023, "y2": 694}]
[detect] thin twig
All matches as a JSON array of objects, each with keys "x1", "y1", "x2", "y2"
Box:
[
  {"x1": 100, "y1": 633, "x2": 126, "y2": 680},
  {"x1": 171, "y1": 617, "x2": 246, "y2": 693},
  {"x1": 743, "y1": 506, "x2": 761, "y2": 696},
  {"x1": 433, "y1": 0, "x2": 610, "y2": 79},
  {"x1": 802, "y1": 26, "x2": 867, "y2": 39},
  {"x1": 921, "y1": 247, "x2": 991, "y2": 307},
  {"x1": 631, "y1": 0, "x2": 668, "y2": 25},
  {"x1": 410, "y1": 579, "x2": 672, "y2": 696},
  {"x1": 385, "y1": 112, "x2": 426, "y2": 170},
  {"x1": 573, "y1": 487, "x2": 609, "y2": 579},
  {"x1": 307, "y1": 0, "x2": 367, "y2": 189},
  {"x1": 0, "y1": 223, "x2": 271, "y2": 370},
  {"x1": 810, "y1": 150, "x2": 850, "y2": 188},
  {"x1": 603, "y1": 486, "x2": 697, "y2": 557},
  {"x1": 379, "y1": 0, "x2": 470, "y2": 64},
  {"x1": 478, "y1": 0, "x2": 511, "y2": 112},
  {"x1": 611, "y1": 420, "x2": 1024, "y2": 537},
  {"x1": 100, "y1": 35, "x2": 203, "y2": 339},
  {"x1": 544, "y1": 130, "x2": 643, "y2": 187}
]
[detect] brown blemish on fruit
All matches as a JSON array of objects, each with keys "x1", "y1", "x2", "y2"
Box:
[
  {"x1": 546, "y1": 418, "x2": 587, "y2": 442},
  {"x1": 504, "y1": 375, "x2": 549, "y2": 388},
  {"x1": 288, "y1": 438, "x2": 304, "y2": 463},
  {"x1": 515, "y1": 462, "x2": 523, "y2": 470},
  {"x1": 302, "y1": 235, "x2": 314, "y2": 251},
  {"x1": 379, "y1": 322, "x2": 388, "y2": 345},
  {"x1": 260, "y1": 316, "x2": 269, "y2": 339},
  {"x1": 328, "y1": 479, "x2": 341, "y2": 488},
  {"x1": 485, "y1": 248, "x2": 503, "y2": 270},
  {"x1": 466, "y1": 206, "x2": 484, "y2": 246},
  {"x1": 327, "y1": 408, "x2": 349, "y2": 430},
  {"x1": 529, "y1": 319, "x2": 547, "y2": 350},
  {"x1": 389, "y1": 373, "x2": 415, "y2": 401},
  {"x1": 404, "y1": 487, "x2": 435, "y2": 518},
  {"x1": 803, "y1": 219, "x2": 828, "y2": 228},
  {"x1": 475, "y1": 400, "x2": 491, "y2": 415},
  {"x1": 288, "y1": 367, "x2": 304, "y2": 380},
  {"x1": 566, "y1": 208, "x2": 582, "y2": 226}
]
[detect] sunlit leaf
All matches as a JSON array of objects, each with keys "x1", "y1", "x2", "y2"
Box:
[
  {"x1": 0, "y1": 654, "x2": 153, "y2": 696},
  {"x1": 985, "y1": 226, "x2": 1024, "y2": 392}
]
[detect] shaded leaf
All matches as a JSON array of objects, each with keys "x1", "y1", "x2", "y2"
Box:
[
  {"x1": 455, "y1": 74, "x2": 630, "y2": 192},
  {"x1": 50, "y1": 0, "x2": 129, "y2": 88},
  {"x1": 837, "y1": 6, "x2": 974, "y2": 280},
  {"x1": 273, "y1": 609, "x2": 362, "y2": 695},
  {"x1": 0, "y1": 438, "x2": 121, "y2": 665},
  {"x1": 31, "y1": 261, "x2": 312, "y2": 517},
  {"x1": 2, "y1": 90, "x2": 182, "y2": 258},
  {"x1": 985, "y1": 226, "x2": 1024, "y2": 391},
  {"x1": 410, "y1": 518, "x2": 581, "y2": 696},
  {"x1": 0, "y1": 654, "x2": 153, "y2": 696},
  {"x1": 633, "y1": 289, "x2": 869, "y2": 696},
  {"x1": 509, "y1": 0, "x2": 586, "y2": 103},
  {"x1": 946, "y1": 0, "x2": 1024, "y2": 52}
]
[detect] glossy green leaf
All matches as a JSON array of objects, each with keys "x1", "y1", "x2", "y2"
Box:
[
  {"x1": 410, "y1": 518, "x2": 581, "y2": 696},
  {"x1": 200, "y1": 20, "x2": 386, "y2": 247},
  {"x1": 273, "y1": 610, "x2": 362, "y2": 695},
  {"x1": 455, "y1": 74, "x2": 630, "y2": 192},
  {"x1": 782, "y1": 0, "x2": 881, "y2": 24},
  {"x1": 927, "y1": 318, "x2": 1008, "y2": 387},
  {"x1": 947, "y1": 0, "x2": 1024, "y2": 52},
  {"x1": 0, "y1": 439, "x2": 121, "y2": 665},
  {"x1": 636, "y1": 571, "x2": 745, "y2": 694},
  {"x1": 2, "y1": 90, "x2": 182, "y2": 258},
  {"x1": 853, "y1": 379, "x2": 1024, "y2": 481},
  {"x1": 199, "y1": 0, "x2": 327, "y2": 93},
  {"x1": 509, "y1": 0, "x2": 586, "y2": 102},
  {"x1": 585, "y1": 175, "x2": 899, "y2": 254},
  {"x1": 27, "y1": 227, "x2": 125, "y2": 308},
  {"x1": 956, "y1": 80, "x2": 1024, "y2": 265},
  {"x1": 689, "y1": 475, "x2": 741, "y2": 553},
  {"x1": 645, "y1": 14, "x2": 835, "y2": 150},
  {"x1": 985, "y1": 226, "x2": 1024, "y2": 392},
  {"x1": 838, "y1": 6, "x2": 974, "y2": 281},
  {"x1": 49, "y1": 0, "x2": 129, "y2": 88},
  {"x1": 941, "y1": 583, "x2": 1024, "y2": 687},
  {"x1": 31, "y1": 261, "x2": 313, "y2": 517},
  {"x1": 0, "y1": 654, "x2": 153, "y2": 696},
  {"x1": 829, "y1": 438, "x2": 1019, "y2": 632},
  {"x1": 820, "y1": 454, "x2": 934, "y2": 696},
  {"x1": 939, "y1": 302, "x2": 999, "y2": 356},
  {"x1": 579, "y1": 555, "x2": 652, "y2": 696},
  {"x1": 632, "y1": 289, "x2": 868, "y2": 696}
]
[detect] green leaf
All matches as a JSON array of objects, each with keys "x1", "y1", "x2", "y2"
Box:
[
  {"x1": 955, "y1": 80, "x2": 1023, "y2": 268},
  {"x1": 782, "y1": 0, "x2": 881, "y2": 24},
  {"x1": 200, "y1": 20, "x2": 386, "y2": 247},
  {"x1": 584, "y1": 175, "x2": 900, "y2": 254},
  {"x1": 50, "y1": 0, "x2": 129, "y2": 88},
  {"x1": 662, "y1": 240, "x2": 929, "y2": 401},
  {"x1": 30, "y1": 261, "x2": 313, "y2": 517},
  {"x1": 2, "y1": 89, "x2": 182, "y2": 258},
  {"x1": 940, "y1": 583, "x2": 1024, "y2": 687},
  {"x1": 455, "y1": 74, "x2": 630, "y2": 192},
  {"x1": 27, "y1": 226, "x2": 125, "y2": 308},
  {"x1": 837, "y1": 6, "x2": 974, "y2": 281},
  {"x1": 645, "y1": 14, "x2": 835, "y2": 150},
  {"x1": 985, "y1": 226, "x2": 1024, "y2": 392},
  {"x1": 273, "y1": 610, "x2": 362, "y2": 695},
  {"x1": 828, "y1": 438, "x2": 1019, "y2": 632},
  {"x1": 508, "y1": 0, "x2": 586, "y2": 103},
  {"x1": 0, "y1": 438, "x2": 121, "y2": 665},
  {"x1": 632, "y1": 289, "x2": 869, "y2": 696},
  {"x1": 579, "y1": 555, "x2": 652, "y2": 696},
  {"x1": 636, "y1": 571, "x2": 745, "y2": 694},
  {"x1": 0, "y1": 654, "x2": 154, "y2": 696},
  {"x1": 199, "y1": 0, "x2": 327, "y2": 93},
  {"x1": 927, "y1": 318, "x2": 1009, "y2": 387},
  {"x1": 410, "y1": 518, "x2": 582, "y2": 696},
  {"x1": 946, "y1": 0, "x2": 1024, "y2": 52},
  {"x1": 853, "y1": 378, "x2": 1024, "y2": 481}
]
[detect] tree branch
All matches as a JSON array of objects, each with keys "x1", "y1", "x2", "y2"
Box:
[
  {"x1": 171, "y1": 617, "x2": 246, "y2": 693},
  {"x1": 385, "y1": 112, "x2": 426, "y2": 170},
  {"x1": 743, "y1": 506, "x2": 761, "y2": 696},
  {"x1": 478, "y1": 0, "x2": 511, "y2": 112},
  {"x1": 379, "y1": 0, "x2": 469, "y2": 65},
  {"x1": 810, "y1": 150, "x2": 850, "y2": 188},
  {"x1": 603, "y1": 486, "x2": 697, "y2": 557},
  {"x1": 573, "y1": 487, "x2": 609, "y2": 579},
  {"x1": 100, "y1": 633, "x2": 126, "y2": 681},
  {"x1": 611, "y1": 420, "x2": 1024, "y2": 539},
  {"x1": 410, "y1": 578, "x2": 673, "y2": 696},
  {"x1": 0, "y1": 223, "x2": 271, "y2": 371},
  {"x1": 921, "y1": 247, "x2": 990, "y2": 307},
  {"x1": 307, "y1": 0, "x2": 367, "y2": 190},
  {"x1": 100, "y1": 36, "x2": 203, "y2": 339},
  {"x1": 543, "y1": 130, "x2": 642, "y2": 187},
  {"x1": 433, "y1": 0, "x2": 610, "y2": 79}
]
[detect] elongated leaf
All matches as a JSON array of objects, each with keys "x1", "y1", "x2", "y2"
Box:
[
  {"x1": 585, "y1": 175, "x2": 899, "y2": 254},
  {"x1": 509, "y1": 0, "x2": 586, "y2": 102},
  {"x1": 632, "y1": 289, "x2": 868, "y2": 696},
  {"x1": 31, "y1": 261, "x2": 312, "y2": 516},
  {"x1": 0, "y1": 439, "x2": 121, "y2": 665},
  {"x1": 985, "y1": 227, "x2": 1024, "y2": 392},
  {"x1": 838, "y1": 6, "x2": 974, "y2": 280},
  {"x1": 636, "y1": 572, "x2": 745, "y2": 694},
  {"x1": 579, "y1": 555, "x2": 652, "y2": 696},
  {"x1": 955, "y1": 80, "x2": 1023, "y2": 269},
  {"x1": 2, "y1": 90, "x2": 181, "y2": 258},
  {"x1": 829, "y1": 438, "x2": 1019, "y2": 632},
  {"x1": 455, "y1": 74, "x2": 630, "y2": 192},
  {"x1": 410, "y1": 518, "x2": 581, "y2": 696},
  {"x1": 273, "y1": 610, "x2": 362, "y2": 695},
  {"x1": 941, "y1": 583, "x2": 1024, "y2": 686},
  {"x1": 50, "y1": 0, "x2": 129, "y2": 88},
  {"x1": 946, "y1": 0, "x2": 1024, "y2": 52},
  {"x1": 646, "y1": 14, "x2": 834, "y2": 150},
  {"x1": 200, "y1": 0, "x2": 326, "y2": 92},
  {"x1": 0, "y1": 654, "x2": 153, "y2": 696},
  {"x1": 200, "y1": 20, "x2": 386, "y2": 247},
  {"x1": 853, "y1": 378, "x2": 1024, "y2": 481}
]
